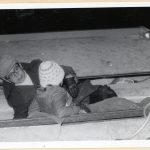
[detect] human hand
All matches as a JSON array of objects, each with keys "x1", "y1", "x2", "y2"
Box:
[{"x1": 64, "y1": 74, "x2": 79, "y2": 98}]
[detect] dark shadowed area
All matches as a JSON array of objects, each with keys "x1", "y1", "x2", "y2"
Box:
[{"x1": 0, "y1": 7, "x2": 150, "y2": 34}]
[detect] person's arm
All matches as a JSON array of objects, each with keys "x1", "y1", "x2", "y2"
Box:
[{"x1": 52, "y1": 87, "x2": 80, "y2": 118}]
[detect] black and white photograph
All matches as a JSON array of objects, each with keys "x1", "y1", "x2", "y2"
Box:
[{"x1": 0, "y1": 6, "x2": 150, "y2": 143}]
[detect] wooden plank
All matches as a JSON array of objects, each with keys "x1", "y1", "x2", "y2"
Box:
[{"x1": 0, "y1": 108, "x2": 143, "y2": 128}]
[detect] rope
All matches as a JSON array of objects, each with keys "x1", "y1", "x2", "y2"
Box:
[
  {"x1": 56, "y1": 124, "x2": 63, "y2": 140},
  {"x1": 116, "y1": 101, "x2": 150, "y2": 140},
  {"x1": 56, "y1": 117, "x2": 65, "y2": 139}
]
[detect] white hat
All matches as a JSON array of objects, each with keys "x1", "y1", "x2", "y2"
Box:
[{"x1": 39, "y1": 61, "x2": 65, "y2": 87}]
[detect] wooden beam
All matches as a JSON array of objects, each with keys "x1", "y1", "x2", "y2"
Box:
[{"x1": 0, "y1": 107, "x2": 144, "y2": 128}]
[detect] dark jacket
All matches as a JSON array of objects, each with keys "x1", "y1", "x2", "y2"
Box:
[
  {"x1": 3, "y1": 59, "x2": 42, "y2": 119},
  {"x1": 3, "y1": 59, "x2": 77, "y2": 119}
]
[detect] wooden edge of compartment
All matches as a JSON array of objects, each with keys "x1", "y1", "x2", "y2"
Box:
[{"x1": 0, "y1": 108, "x2": 143, "y2": 128}]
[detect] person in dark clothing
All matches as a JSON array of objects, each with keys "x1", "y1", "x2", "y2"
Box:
[
  {"x1": 0, "y1": 55, "x2": 42, "y2": 119},
  {"x1": 0, "y1": 55, "x2": 79, "y2": 119}
]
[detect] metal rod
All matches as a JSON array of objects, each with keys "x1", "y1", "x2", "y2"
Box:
[
  {"x1": 78, "y1": 71, "x2": 150, "y2": 80},
  {"x1": 1, "y1": 71, "x2": 150, "y2": 86}
]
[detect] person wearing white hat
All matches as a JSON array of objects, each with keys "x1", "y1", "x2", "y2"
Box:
[
  {"x1": 28, "y1": 60, "x2": 81, "y2": 119},
  {"x1": 0, "y1": 54, "x2": 80, "y2": 120},
  {"x1": 28, "y1": 60, "x2": 118, "y2": 120}
]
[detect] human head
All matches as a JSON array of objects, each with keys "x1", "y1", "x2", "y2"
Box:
[
  {"x1": 0, "y1": 55, "x2": 25, "y2": 84},
  {"x1": 39, "y1": 60, "x2": 65, "y2": 87}
]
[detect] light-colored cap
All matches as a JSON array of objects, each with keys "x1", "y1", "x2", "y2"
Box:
[{"x1": 39, "y1": 61, "x2": 65, "y2": 87}]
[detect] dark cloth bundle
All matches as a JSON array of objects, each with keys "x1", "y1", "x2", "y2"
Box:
[
  {"x1": 89, "y1": 84, "x2": 117, "y2": 104},
  {"x1": 72, "y1": 80, "x2": 117, "y2": 113}
]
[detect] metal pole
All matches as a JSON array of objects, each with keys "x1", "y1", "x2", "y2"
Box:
[
  {"x1": 78, "y1": 71, "x2": 150, "y2": 80},
  {"x1": 1, "y1": 71, "x2": 150, "y2": 86}
]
